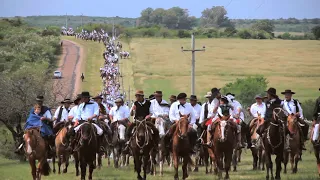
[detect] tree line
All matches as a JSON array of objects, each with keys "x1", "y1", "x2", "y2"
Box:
[{"x1": 0, "y1": 18, "x2": 62, "y2": 160}]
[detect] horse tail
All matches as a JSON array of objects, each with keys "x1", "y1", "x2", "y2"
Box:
[{"x1": 41, "y1": 160, "x2": 51, "y2": 176}]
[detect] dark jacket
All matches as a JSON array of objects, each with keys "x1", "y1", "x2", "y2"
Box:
[
  {"x1": 134, "y1": 100, "x2": 151, "y2": 119},
  {"x1": 313, "y1": 97, "x2": 320, "y2": 120},
  {"x1": 265, "y1": 98, "x2": 282, "y2": 120}
]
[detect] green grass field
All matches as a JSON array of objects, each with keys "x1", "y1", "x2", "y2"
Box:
[
  {"x1": 0, "y1": 149, "x2": 319, "y2": 180},
  {"x1": 63, "y1": 37, "x2": 320, "y2": 103}
]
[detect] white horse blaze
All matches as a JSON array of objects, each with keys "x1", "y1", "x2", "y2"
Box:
[
  {"x1": 118, "y1": 124, "x2": 126, "y2": 140},
  {"x1": 156, "y1": 118, "x2": 165, "y2": 138},
  {"x1": 220, "y1": 121, "x2": 227, "y2": 141},
  {"x1": 26, "y1": 138, "x2": 32, "y2": 154},
  {"x1": 313, "y1": 124, "x2": 320, "y2": 141}
]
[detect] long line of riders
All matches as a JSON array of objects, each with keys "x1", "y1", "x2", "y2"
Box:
[{"x1": 17, "y1": 35, "x2": 320, "y2": 180}]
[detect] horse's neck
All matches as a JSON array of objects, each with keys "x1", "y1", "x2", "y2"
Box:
[{"x1": 288, "y1": 121, "x2": 298, "y2": 134}]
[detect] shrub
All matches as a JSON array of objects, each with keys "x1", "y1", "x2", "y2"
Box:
[
  {"x1": 281, "y1": 32, "x2": 291, "y2": 39},
  {"x1": 177, "y1": 30, "x2": 191, "y2": 38},
  {"x1": 237, "y1": 29, "x2": 252, "y2": 39},
  {"x1": 301, "y1": 99, "x2": 316, "y2": 120},
  {"x1": 224, "y1": 27, "x2": 237, "y2": 37}
]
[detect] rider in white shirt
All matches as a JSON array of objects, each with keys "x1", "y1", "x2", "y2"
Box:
[
  {"x1": 189, "y1": 95, "x2": 202, "y2": 122},
  {"x1": 150, "y1": 91, "x2": 170, "y2": 119}
]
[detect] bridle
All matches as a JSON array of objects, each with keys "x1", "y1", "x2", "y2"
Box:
[
  {"x1": 267, "y1": 108, "x2": 285, "y2": 150},
  {"x1": 134, "y1": 119, "x2": 149, "y2": 151}
]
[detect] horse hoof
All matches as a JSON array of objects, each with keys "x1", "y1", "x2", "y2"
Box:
[
  {"x1": 193, "y1": 168, "x2": 199, "y2": 172},
  {"x1": 63, "y1": 169, "x2": 67, "y2": 173},
  {"x1": 284, "y1": 170, "x2": 287, "y2": 174},
  {"x1": 271, "y1": 177, "x2": 274, "y2": 180},
  {"x1": 53, "y1": 169, "x2": 56, "y2": 174},
  {"x1": 266, "y1": 176, "x2": 269, "y2": 180}
]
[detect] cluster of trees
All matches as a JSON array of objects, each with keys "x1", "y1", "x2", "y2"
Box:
[{"x1": 0, "y1": 18, "x2": 62, "y2": 159}]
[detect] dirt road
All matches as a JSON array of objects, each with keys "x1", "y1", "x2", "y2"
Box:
[{"x1": 55, "y1": 40, "x2": 83, "y2": 99}]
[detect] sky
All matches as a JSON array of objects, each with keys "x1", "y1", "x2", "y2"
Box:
[{"x1": 1, "y1": 0, "x2": 319, "y2": 19}]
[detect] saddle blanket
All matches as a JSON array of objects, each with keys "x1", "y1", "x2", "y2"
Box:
[
  {"x1": 313, "y1": 124, "x2": 319, "y2": 141},
  {"x1": 74, "y1": 123, "x2": 103, "y2": 136}
]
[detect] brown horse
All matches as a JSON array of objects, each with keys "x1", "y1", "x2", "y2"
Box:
[
  {"x1": 195, "y1": 127, "x2": 211, "y2": 174},
  {"x1": 283, "y1": 115, "x2": 301, "y2": 174},
  {"x1": 311, "y1": 120, "x2": 320, "y2": 177},
  {"x1": 55, "y1": 121, "x2": 72, "y2": 174},
  {"x1": 130, "y1": 119, "x2": 156, "y2": 180},
  {"x1": 24, "y1": 128, "x2": 51, "y2": 180},
  {"x1": 210, "y1": 116, "x2": 237, "y2": 180},
  {"x1": 74, "y1": 122, "x2": 97, "y2": 180},
  {"x1": 249, "y1": 115, "x2": 265, "y2": 170},
  {"x1": 172, "y1": 115, "x2": 194, "y2": 180},
  {"x1": 263, "y1": 108, "x2": 286, "y2": 180}
]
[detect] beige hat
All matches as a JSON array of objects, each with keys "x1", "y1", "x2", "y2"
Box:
[{"x1": 204, "y1": 92, "x2": 212, "y2": 98}]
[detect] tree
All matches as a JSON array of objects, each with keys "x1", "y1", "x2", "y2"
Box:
[
  {"x1": 139, "y1": 8, "x2": 154, "y2": 26},
  {"x1": 150, "y1": 8, "x2": 166, "y2": 25},
  {"x1": 251, "y1": 20, "x2": 275, "y2": 34},
  {"x1": 162, "y1": 9, "x2": 179, "y2": 29},
  {"x1": 200, "y1": 6, "x2": 229, "y2": 28},
  {"x1": 311, "y1": 26, "x2": 320, "y2": 40},
  {"x1": 221, "y1": 76, "x2": 268, "y2": 107}
]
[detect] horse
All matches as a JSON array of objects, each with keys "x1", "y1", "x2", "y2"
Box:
[
  {"x1": 263, "y1": 108, "x2": 286, "y2": 180},
  {"x1": 130, "y1": 118, "x2": 156, "y2": 180},
  {"x1": 155, "y1": 116, "x2": 171, "y2": 176},
  {"x1": 311, "y1": 117, "x2": 320, "y2": 178},
  {"x1": 111, "y1": 121, "x2": 128, "y2": 168},
  {"x1": 195, "y1": 126, "x2": 211, "y2": 174},
  {"x1": 283, "y1": 115, "x2": 302, "y2": 174},
  {"x1": 55, "y1": 121, "x2": 73, "y2": 174},
  {"x1": 249, "y1": 116, "x2": 265, "y2": 170},
  {"x1": 211, "y1": 116, "x2": 237, "y2": 180},
  {"x1": 96, "y1": 119, "x2": 113, "y2": 169},
  {"x1": 172, "y1": 114, "x2": 194, "y2": 180},
  {"x1": 73, "y1": 122, "x2": 98, "y2": 180},
  {"x1": 24, "y1": 128, "x2": 51, "y2": 180}
]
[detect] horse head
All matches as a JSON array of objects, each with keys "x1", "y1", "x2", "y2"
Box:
[
  {"x1": 80, "y1": 123, "x2": 94, "y2": 142},
  {"x1": 135, "y1": 119, "x2": 149, "y2": 149},
  {"x1": 155, "y1": 117, "x2": 166, "y2": 138},
  {"x1": 218, "y1": 120, "x2": 228, "y2": 142},
  {"x1": 272, "y1": 108, "x2": 287, "y2": 124},
  {"x1": 176, "y1": 115, "x2": 189, "y2": 140}
]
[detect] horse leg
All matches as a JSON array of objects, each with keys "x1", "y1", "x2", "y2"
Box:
[
  {"x1": 97, "y1": 153, "x2": 102, "y2": 169},
  {"x1": 88, "y1": 162, "x2": 94, "y2": 180},
  {"x1": 134, "y1": 155, "x2": 142, "y2": 180},
  {"x1": 173, "y1": 152, "x2": 179, "y2": 180},
  {"x1": 252, "y1": 148, "x2": 258, "y2": 170},
  {"x1": 204, "y1": 150, "x2": 209, "y2": 174},
  {"x1": 159, "y1": 150, "x2": 163, "y2": 176},
  {"x1": 80, "y1": 159, "x2": 87, "y2": 180},
  {"x1": 143, "y1": 155, "x2": 150, "y2": 180},
  {"x1": 283, "y1": 151, "x2": 288, "y2": 174},
  {"x1": 52, "y1": 156, "x2": 56, "y2": 174},
  {"x1": 265, "y1": 153, "x2": 272, "y2": 180},
  {"x1": 215, "y1": 154, "x2": 223, "y2": 179},
  {"x1": 238, "y1": 149, "x2": 242, "y2": 162},
  {"x1": 225, "y1": 150, "x2": 233, "y2": 180},
  {"x1": 316, "y1": 148, "x2": 320, "y2": 177},
  {"x1": 275, "y1": 154, "x2": 282, "y2": 180},
  {"x1": 193, "y1": 148, "x2": 199, "y2": 172},
  {"x1": 29, "y1": 158, "x2": 37, "y2": 180},
  {"x1": 290, "y1": 153, "x2": 294, "y2": 173},
  {"x1": 293, "y1": 154, "x2": 299, "y2": 173},
  {"x1": 75, "y1": 153, "x2": 80, "y2": 176},
  {"x1": 113, "y1": 148, "x2": 119, "y2": 168},
  {"x1": 58, "y1": 155, "x2": 62, "y2": 174},
  {"x1": 182, "y1": 157, "x2": 189, "y2": 180},
  {"x1": 63, "y1": 155, "x2": 69, "y2": 173},
  {"x1": 232, "y1": 149, "x2": 237, "y2": 172}
]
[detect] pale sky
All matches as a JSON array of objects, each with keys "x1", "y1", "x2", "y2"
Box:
[{"x1": 1, "y1": 0, "x2": 319, "y2": 19}]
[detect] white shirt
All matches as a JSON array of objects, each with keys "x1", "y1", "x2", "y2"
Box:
[
  {"x1": 169, "y1": 101, "x2": 196, "y2": 125},
  {"x1": 54, "y1": 105, "x2": 71, "y2": 123},
  {"x1": 283, "y1": 99, "x2": 304, "y2": 119},
  {"x1": 76, "y1": 101, "x2": 99, "y2": 121},
  {"x1": 231, "y1": 100, "x2": 244, "y2": 120},
  {"x1": 199, "y1": 102, "x2": 207, "y2": 124},
  {"x1": 43, "y1": 109, "x2": 52, "y2": 120},
  {"x1": 208, "y1": 98, "x2": 220, "y2": 118},
  {"x1": 69, "y1": 105, "x2": 78, "y2": 122},
  {"x1": 150, "y1": 99, "x2": 170, "y2": 118},
  {"x1": 109, "y1": 105, "x2": 130, "y2": 122},
  {"x1": 192, "y1": 103, "x2": 202, "y2": 120},
  {"x1": 250, "y1": 102, "x2": 266, "y2": 118}
]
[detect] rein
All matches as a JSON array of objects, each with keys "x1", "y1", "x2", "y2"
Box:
[
  {"x1": 267, "y1": 108, "x2": 286, "y2": 151},
  {"x1": 134, "y1": 119, "x2": 149, "y2": 150}
]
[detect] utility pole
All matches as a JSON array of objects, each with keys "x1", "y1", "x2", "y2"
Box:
[
  {"x1": 181, "y1": 33, "x2": 205, "y2": 95},
  {"x1": 81, "y1": 13, "x2": 83, "y2": 28},
  {"x1": 65, "y1": 13, "x2": 68, "y2": 28}
]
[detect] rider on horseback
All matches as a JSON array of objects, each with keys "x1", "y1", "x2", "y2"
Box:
[
  {"x1": 53, "y1": 98, "x2": 72, "y2": 134},
  {"x1": 123, "y1": 90, "x2": 159, "y2": 154},
  {"x1": 281, "y1": 89, "x2": 308, "y2": 150},
  {"x1": 166, "y1": 92, "x2": 198, "y2": 153},
  {"x1": 109, "y1": 97, "x2": 130, "y2": 137},
  {"x1": 67, "y1": 92, "x2": 104, "y2": 153},
  {"x1": 150, "y1": 91, "x2": 170, "y2": 136},
  {"x1": 312, "y1": 88, "x2": 320, "y2": 144}
]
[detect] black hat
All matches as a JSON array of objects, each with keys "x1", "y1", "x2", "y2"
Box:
[
  {"x1": 81, "y1": 91, "x2": 92, "y2": 98},
  {"x1": 220, "y1": 96, "x2": 229, "y2": 104},
  {"x1": 74, "y1": 94, "x2": 82, "y2": 103},
  {"x1": 319, "y1": 88, "x2": 320, "y2": 91},
  {"x1": 226, "y1": 92, "x2": 235, "y2": 97},
  {"x1": 281, "y1": 89, "x2": 295, "y2": 95},
  {"x1": 36, "y1": 95, "x2": 44, "y2": 101},
  {"x1": 211, "y1": 88, "x2": 221, "y2": 98},
  {"x1": 189, "y1": 95, "x2": 197, "y2": 101},
  {"x1": 92, "y1": 95, "x2": 104, "y2": 99},
  {"x1": 177, "y1": 93, "x2": 187, "y2": 100},
  {"x1": 149, "y1": 94, "x2": 155, "y2": 100},
  {"x1": 266, "y1": 88, "x2": 278, "y2": 98},
  {"x1": 61, "y1": 98, "x2": 72, "y2": 104}
]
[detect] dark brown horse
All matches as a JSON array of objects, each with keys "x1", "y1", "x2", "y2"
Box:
[
  {"x1": 249, "y1": 115, "x2": 265, "y2": 170},
  {"x1": 172, "y1": 115, "x2": 194, "y2": 180},
  {"x1": 24, "y1": 128, "x2": 51, "y2": 180},
  {"x1": 74, "y1": 122, "x2": 97, "y2": 180},
  {"x1": 55, "y1": 121, "x2": 72, "y2": 174},
  {"x1": 263, "y1": 108, "x2": 286, "y2": 180},
  {"x1": 130, "y1": 119, "x2": 156, "y2": 180},
  {"x1": 283, "y1": 115, "x2": 301, "y2": 174},
  {"x1": 211, "y1": 116, "x2": 237, "y2": 180},
  {"x1": 195, "y1": 127, "x2": 211, "y2": 174}
]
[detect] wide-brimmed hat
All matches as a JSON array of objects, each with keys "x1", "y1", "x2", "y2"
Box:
[
  {"x1": 281, "y1": 89, "x2": 295, "y2": 95},
  {"x1": 115, "y1": 97, "x2": 123, "y2": 103},
  {"x1": 149, "y1": 94, "x2": 155, "y2": 100},
  {"x1": 204, "y1": 92, "x2": 212, "y2": 98},
  {"x1": 169, "y1": 95, "x2": 177, "y2": 100},
  {"x1": 74, "y1": 94, "x2": 82, "y2": 103},
  {"x1": 189, "y1": 95, "x2": 197, "y2": 101},
  {"x1": 226, "y1": 94, "x2": 235, "y2": 100},
  {"x1": 154, "y1": 91, "x2": 163, "y2": 96},
  {"x1": 254, "y1": 95, "x2": 263, "y2": 99},
  {"x1": 265, "y1": 88, "x2": 278, "y2": 98},
  {"x1": 211, "y1": 88, "x2": 221, "y2": 98},
  {"x1": 61, "y1": 98, "x2": 72, "y2": 104},
  {"x1": 177, "y1": 93, "x2": 187, "y2": 100},
  {"x1": 220, "y1": 96, "x2": 229, "y2": 104},
  {"x1": 135, "y1": 90, "x2": 144, "y2": 96},
  {"x1": 36, "y1": 95, "x2": 44, "y2": 101},
  {"x1": 92, "y1": 95, "x2": 104, "y2": 99},
  {"x1": 81, "y1": 91, "x2": 92, "y2": 98},
  {"x1": 226, "y1": 92, "x2": 235, "y2": 97}
]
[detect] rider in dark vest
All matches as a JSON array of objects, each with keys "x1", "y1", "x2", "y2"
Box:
[
  {"x1": 123, "y1": 90, "x2": 159, "y2": 154},
  {"x1": 257, "y1": 88, "x2": 282, "y2": 136}
]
